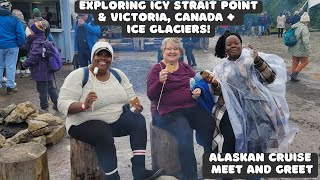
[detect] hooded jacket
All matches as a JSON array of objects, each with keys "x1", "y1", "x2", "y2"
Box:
[
  {"x1": 288, "y1": 22, "x2": 310, "y2": 57},
  {"x1": 23, "y1": 34, "x2": 54, "y2": 81},
  {"x1": 74, "y1": 14, "x2": 101, "y2": 52},
  {"x1": 28, "y1": 17, "x2": 53, "y2": 41},
  {"x1": 0, "y1": 7, "x2": 25, "y2": 49}
]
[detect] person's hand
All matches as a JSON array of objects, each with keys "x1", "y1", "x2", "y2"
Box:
[
  {"x1": 203, "y1": 72, "x2": 219, "y2": 86},
  {"x1": 192, "y1": 88, "x2": 201, "y2": 99},
  {"x1": 248, "y1": 44, "x2": 259, "y2": 62},
  {"x1": 78, "y1": 19, "x2": 85, "y2": 26},
  {"x1": 159, "y1": 69, "x2": 169, "y2": 83},
  {"x1": 84, "y1": 91, "x2": 98, "y2": 109},
  {"x1": 131, "y1": 103, "x2": 144, "y2": 114}
]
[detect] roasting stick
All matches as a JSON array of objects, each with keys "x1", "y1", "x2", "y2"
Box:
[
  {"x1": 157, "y1": 63, "x2": 174, "y2": 110},
  {"x1": 92, "y1": 67, "x2": 99, "y2": 111}
]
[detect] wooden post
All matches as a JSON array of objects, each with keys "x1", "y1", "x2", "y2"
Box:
[
  {"x1": 0, "y1": 142, "x2": 49, "y2": 180},
  {"x1": 150, "y1": 124, "x2": 194, "y2": 178},
  {"x1": 70, "y1": 138, "x2": 104, "y2": 180}
]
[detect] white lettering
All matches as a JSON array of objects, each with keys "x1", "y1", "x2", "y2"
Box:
[
  {"x1": 127, "y1": 25, "x2": 145, "y2": 34},
  {"x1": 276, "y1": 165, "x2": 313, "y2": 174},
  {"x1": 211, "y1": 165, "x2": 243, "y2": 174}
]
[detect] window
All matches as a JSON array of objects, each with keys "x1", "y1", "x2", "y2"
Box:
[{"x1": 11, "y1": 0, "x2": 62, "y2": 29}]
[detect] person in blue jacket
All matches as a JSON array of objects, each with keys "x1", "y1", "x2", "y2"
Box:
[
  {"x1": 181, "y1": 37, "x2": 199, "y2": 67},
  {"x1": 0, "y1": 0, "x2": 26, "y2": 95},
  {"x1": 74, "y1": 13, "x2": 100, "y2": 68}
]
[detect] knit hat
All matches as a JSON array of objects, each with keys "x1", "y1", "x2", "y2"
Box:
[
  {"x1": 0, "y1": 0, "x2": 12, "y2": 9},
  {"x1": 32, "y1": 8, "x2": 41, "y2": 17},
  {"x1": 300, "y1": 12, "x2": 310, "y2": 22},
  {"x1": 30, "y1": 21, "x2": 46, "y2": 34},
  {"x1": 91, "y1": 39, "x2": 114, "y2": 61}
]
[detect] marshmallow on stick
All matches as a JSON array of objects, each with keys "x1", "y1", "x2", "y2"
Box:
[
  {"x1": 166, "y1": 63, "x2": 175, "y2": 73},
  {"x1": 92, "y1": 67, "x2": 99, "y2": 111},
  {"x1": 94, "y1": 67, "x2": 99, "y2": 74}
]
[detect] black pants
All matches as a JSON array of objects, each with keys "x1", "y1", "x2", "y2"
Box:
[
  {"x1": 153, "y1": 104, "x2": 214, "y2": 180},
  {"x1": 68, "y1": 110, "x2": 147, "y2": 175},
  {"x1": 220, "y1": 111, "x2": 236, "y2": 153},
  {"x1": 36, "y1": 80, "x2": 58, "y2": 110},
  {"x1": 78, "y1": 47, "x2": 91, "y2": 67},
  {"x1": 183, "y1": 44, "x2": 196, "y2": 66},
  {"x1": 221, "y1": 111, "x2": 260, "y2": 180},
  {"x1": 277, "y1": 28, "x2": 284, "y2": 38}
]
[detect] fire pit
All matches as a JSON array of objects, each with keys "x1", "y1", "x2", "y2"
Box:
[
  {"x1": 0, "y1": 101, "x2": 65, "y2": 148},
  {"x1": 0, "y1": 122, "x2": 28, "y2": 139}
]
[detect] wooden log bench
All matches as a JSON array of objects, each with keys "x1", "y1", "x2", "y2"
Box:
[
  {"x1": 70, "y1": 138, "x2": 104, "y2": 180},
  {"x1": 150, "y1": 124, "x2": 195, "y2": 179},
  {"x1": 0, "y1": 142, "x2": 49, "y2": 180}
]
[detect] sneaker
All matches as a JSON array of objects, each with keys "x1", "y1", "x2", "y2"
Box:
[
  {"x1": 7, "y1": 87, "x2": 18, "y2": 95},
  {"x1": 2, "y1": 76, "x2": 7, "y2": 83},
  {"x1": 145, "y1": 169, "x2": 163, "y2": 180},
  {"x1": 26, "y1": 69, "x2": 31, "y2": 74},
  {"x1": 16, "y1": 70, "x2": 21, "y2": 74},
  {"x1": 290, "y1": 72, "x2": 300, "y2": 82}
]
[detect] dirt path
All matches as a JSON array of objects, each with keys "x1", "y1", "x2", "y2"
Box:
[{"x1": 1, "y1": 33, "x2": 319, "y2": 180}]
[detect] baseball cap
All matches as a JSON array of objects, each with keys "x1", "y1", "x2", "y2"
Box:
[
  {"x1": 32, "y1": 8, "x2": 41, "y2": 17},
  {"x1": 91, "y1": 39, "x2": 114, "y2": 61},
  {"x1": 0, "y1": 0, "x2": 12, "y2": 9}
]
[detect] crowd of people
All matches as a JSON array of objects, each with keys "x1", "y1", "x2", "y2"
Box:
[
  {"x1": 218, "y1": 8, "x2": 308, "y2": 39},
  {"x1": 0, "y1": 0, "x2": 61, "y2": 112},
  {"x1": 1, "y1": 0, "x2": 314, "y2": 179}
]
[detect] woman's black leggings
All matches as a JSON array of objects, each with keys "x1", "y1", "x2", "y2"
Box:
[
  {"x1": 68, "y1": 110, "x2": 147, "y2": 175},
  {"x1": 278, "y1": 28, "x2": 284, "y2": 38}
]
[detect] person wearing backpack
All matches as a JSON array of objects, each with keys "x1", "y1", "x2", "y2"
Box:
[
  {"x1": 58, "y1": 40, "x2": 163, "y2": 180},
  {"x1": 22, "y1": 21, "x2": 59, "y2": 112},
  {"x1": 287, "y1": 12, "x2": 311, "y2": 82}
]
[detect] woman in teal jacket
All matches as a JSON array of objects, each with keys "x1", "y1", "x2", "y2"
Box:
[{"x1": 288, "y1": 12, "x2": 311, "y2": 81}]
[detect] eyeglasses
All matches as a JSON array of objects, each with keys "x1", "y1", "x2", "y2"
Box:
[{"x1": 165, "y1": 47, "x2": 180, "y2": 52}]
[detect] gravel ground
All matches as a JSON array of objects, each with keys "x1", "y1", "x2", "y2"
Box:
[{"x1": 0, "y1": 33, "x2": 319, "y2": 180}]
